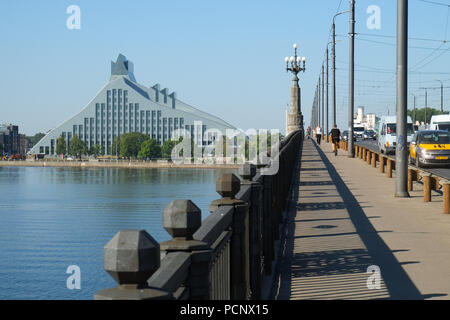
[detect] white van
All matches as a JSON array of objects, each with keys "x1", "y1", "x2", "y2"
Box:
[
  {"x1": 429, "y1": 115, "x2": 450, "y2": 131},
  {"x1": 377, "y1": 116, "x2": 414, "y2": 155},
  {"x1": 353, "y1": 124, "x2": 365, "y2": 139}
]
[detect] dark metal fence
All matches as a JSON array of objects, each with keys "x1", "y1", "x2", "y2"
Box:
[{"x1": 94, "y1": 129, "x2": 303, "y2": 300}]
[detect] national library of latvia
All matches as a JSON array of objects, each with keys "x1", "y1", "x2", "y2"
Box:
[{"x1": 30, "y1": 54, "x2": 235, "y2": 155}]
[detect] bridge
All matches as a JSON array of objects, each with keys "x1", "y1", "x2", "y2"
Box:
[
  {"x1": 93, "y1": 0, "x2": 450, "y2": 301},
  {"x1": 93, "y1": 132, "x2": 450, "y2": 300}
]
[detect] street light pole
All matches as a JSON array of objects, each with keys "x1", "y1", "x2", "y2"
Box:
[
  {"x1": 317, "y1": 82, "x2": 320, "y2": 127},
  {"x1": 425, "y1": 89, "x2": 428, "y2": 124},
  {"x1": 348, "y1": 0, "x2": 355, "y2": 158},
  {"x1": 284, "y1": 44, "x2": 306, "y2": 135},
  {"x1": 411, "y1": 93, "x2": 416, "y2": 123},
  {"x1": 437, "y1": 80, "x2": 444, "y2": 113},
  {"x1": 332, "y1": 10, "x2": 350, "y2": 128},
  {"x1": 395, "y1": 0, "x2": 409, "y2": 198},
  {"x1": 322, "y1": 64, "x2": 325, "y2": 139},
  {"x1": 326, "y1": 48, "x2": 329, "y2": 140}
]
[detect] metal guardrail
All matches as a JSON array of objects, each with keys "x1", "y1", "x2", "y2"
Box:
[
  {"x1": 352, "y1": 142, "x2": 450, "y2": 215},
  {"x1": 94, "y1": 129, "x2": 304, "y2": 300}
]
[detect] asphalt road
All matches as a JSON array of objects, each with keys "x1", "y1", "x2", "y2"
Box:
[{"x1": 354, "y1": 138, "x2": 450, "y2": 180}]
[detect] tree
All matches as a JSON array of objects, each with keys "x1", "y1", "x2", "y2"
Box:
[
  {"x1": 90, "y1": 144, "x2": 103, "y2": 158},
  {"x1": 111, "y1": 136, "x2": 121, "y2": 157},
  {"x1": 69, "y1": 134, "x2": 87, "y2": 159},
  {"x1": 161, "y1": 140, "x2": 177, "y2": 159},
  {"x1": 138, "y1": 139, "x2": 161, "y2": 159},
  {"x1": 120, "y1": 132, "x2": 150, "y2": 159},
  {"x1": 27, "y1": 133, "x2": 45, "y2": 146},
  {"x1": 56, "y1": 135, "x2": 67, "y2": 156},
  {"x1": 408, "y1": 107, "x2": 449, "y2": 124}
]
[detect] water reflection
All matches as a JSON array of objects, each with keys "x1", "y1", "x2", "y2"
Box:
[{"x1": 0, "y1": 166, "x2": 235, "y2": 300}]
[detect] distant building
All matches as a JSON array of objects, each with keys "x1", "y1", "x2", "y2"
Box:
[
  {"x1": 19, "y1": 134, "x2": 29, "y2": 155},
  {"x1": 30, "y1": 54, "x2": 236, "y2": 155},
  {"x1": 354, "y1": 107, "x2": 376, "y2": 130},
  {"x1": 0, "y1": 124, "x2": 20, "y2": 155}
]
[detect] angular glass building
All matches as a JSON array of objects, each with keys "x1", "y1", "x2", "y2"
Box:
[{"x1": 30, "y1": 54, "x2": 235, "y2": 155}]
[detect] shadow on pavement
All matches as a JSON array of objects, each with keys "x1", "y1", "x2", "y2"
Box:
[{"x1": 313, "y1": 141, "x2": 445, "y2": 300}]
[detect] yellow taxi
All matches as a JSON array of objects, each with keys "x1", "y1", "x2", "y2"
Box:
[{"x1": 409, "y1": 130, "x2": 450, "y2": 168}]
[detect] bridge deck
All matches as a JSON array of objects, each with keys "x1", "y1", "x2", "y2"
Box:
[{"x1": 271, "y1": 138, "x2": 450, "y2": 300}]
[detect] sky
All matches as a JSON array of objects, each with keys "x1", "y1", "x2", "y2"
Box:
[{"x1": 1, "y1": 0, "x2": 450, "y2": 136}]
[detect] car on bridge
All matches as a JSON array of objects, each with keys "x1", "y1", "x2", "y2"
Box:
[
  {"x1": 429, "y1": 115, "x2": 450, "y2": 132},
  {"x1": 342, "y1": 130, "x2": 356, "y2": 142},
  {"x1": 354, "y1": 124, "x2": 365, "y2": 139},
  {"x1": 378, "y1": 115, "x2": 414, "y2": 155},
  {"x1": 363, "y1": 130, "x2": 376, "y2": 140},
  {"x1": 409, "y1": 130, "x2": 450, "y2": 168}
]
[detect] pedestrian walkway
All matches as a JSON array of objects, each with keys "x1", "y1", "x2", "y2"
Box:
[{"x1": 271, "y1": 138, "x2": 450, "y2": 300}]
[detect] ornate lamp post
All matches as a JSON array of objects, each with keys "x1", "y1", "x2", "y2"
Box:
[{"x1": 285, "y1": 43, "x2": 306, "y2": 136}]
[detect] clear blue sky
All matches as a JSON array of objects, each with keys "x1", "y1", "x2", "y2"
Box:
[{"x1": 2, "y1": 0, "x2": 450, "y2": 135}]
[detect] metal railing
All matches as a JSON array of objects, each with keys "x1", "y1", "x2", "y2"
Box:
[{"x1": 94, "y1": 129, "x2": 304, "y2": 300}]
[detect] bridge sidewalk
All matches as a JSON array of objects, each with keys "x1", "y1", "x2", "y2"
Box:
[{"x1": 271, "y1": 138, "x2": 450, "y2": 300}]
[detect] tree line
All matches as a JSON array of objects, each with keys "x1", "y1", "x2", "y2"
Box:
[
  {"x1": 54, "y1": 131, "x2": 285, "y2": 161},
  {"x1": 55, "y1": 132, "x2": 178, "y2": 160},
  {"x1": 407, "y1": 107, "x2": 449, "y2": 124}
]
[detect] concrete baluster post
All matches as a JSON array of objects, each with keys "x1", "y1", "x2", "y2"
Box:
[
  {"x1": 380, "y1": 156, "x2": 386, "y2": 173},
  {"x1": 94, "y1": 230, "x2": 171, "y2": 300},
  {"x1": 421, "y1": 172, "x2": 432, "y2": 202},
  {"x1": 260, "y1": 171, "x2": 273, "y2": 276},
  {"x1": 441, "y1": 180, "x2": 450, "y2": 214},
  {"x1": 272, "y1": 164, "x2": 281, "y2": 241},
  {"x1": 408, "y1": 168, "x2": 415, "y2": 191},
  {"x1": 210, "y1": 173, "x2": 250, "y2": 300},
  {"x1": 160, "y1": 200, "x2": 210, "y2": 300},
  {"x1": 387, "y1": 159, "x2": 393, "y2": 178},
  {"x1": 239, "y1": 163, "x2": 262, "y2": 300}
]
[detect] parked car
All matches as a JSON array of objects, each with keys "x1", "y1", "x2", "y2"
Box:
[
  {"x1": 363, "y1": 130, "x2": 376, "y2": 140},
  {"x1": 409, "y1": 130, "x2": 450, "y2": 168}
]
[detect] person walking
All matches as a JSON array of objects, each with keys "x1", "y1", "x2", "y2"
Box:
[
  {"x1": 315, "y1": 125, "x2": 322, "y2": 145},
  {"x1": 330, "y1": 124, "x2": 341, "y2": 156},
  {"x1": 306, "y1": 126, "x2": 312, "y2": 139}
]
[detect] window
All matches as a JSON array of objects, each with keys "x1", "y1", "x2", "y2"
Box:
[
  {"x1": 386, "y1": 124, "x2": 414, "y2": 136},
  {"x1": 420, "y1": 132, "x2": 450, "y2": 144}
]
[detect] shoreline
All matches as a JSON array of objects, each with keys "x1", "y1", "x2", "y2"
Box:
[{"x1": 0, "y1": 160, "x2": 239, "y2": 169}]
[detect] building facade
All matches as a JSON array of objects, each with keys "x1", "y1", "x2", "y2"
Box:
[
  {"x1": 354, "y1": 106, "x2": 376, "y2": 130},
  {"x1": 30, "y1": 54, "x2": 235, "y2": 156},
  {"x1": 0, "y1": 124, "x2": 20, "y2": 155}
]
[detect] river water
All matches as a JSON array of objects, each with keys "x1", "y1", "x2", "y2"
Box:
[{"x1": 0, "y1": 166, "x2": 234, "y2": 300}]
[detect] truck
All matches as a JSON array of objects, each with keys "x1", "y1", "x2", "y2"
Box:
[
  {"x1": 429, "y1": 115, "x2": 450, "y2": 132},
  {"x1": 377, "y1": 116, "x2": 414, "y2": 155}
]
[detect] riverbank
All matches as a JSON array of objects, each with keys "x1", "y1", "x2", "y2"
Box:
[{"x1": 0, "y1": 160, "x2": 239, "y2": 169}]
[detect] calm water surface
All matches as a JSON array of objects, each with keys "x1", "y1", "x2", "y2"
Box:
[{"x1": 0, "y1": 166, "x2": 235, "y2": 300}]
